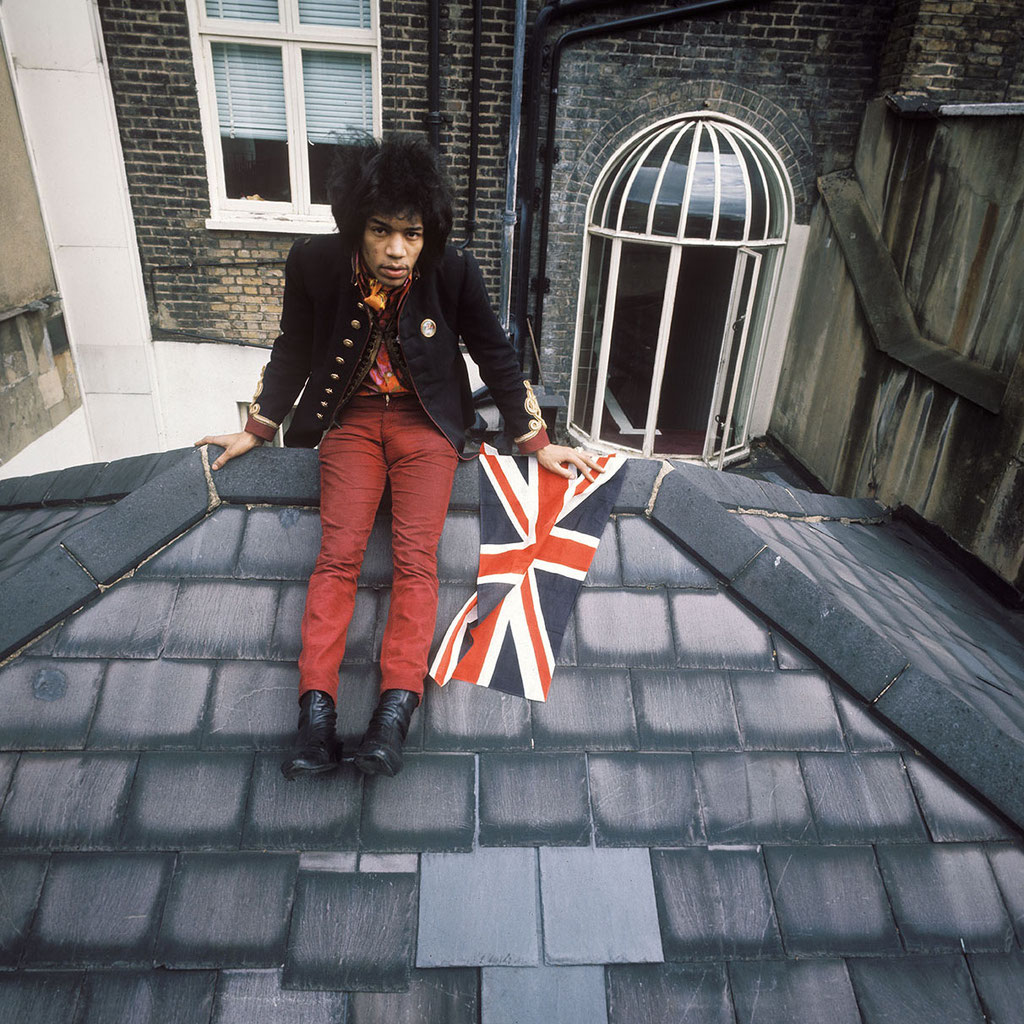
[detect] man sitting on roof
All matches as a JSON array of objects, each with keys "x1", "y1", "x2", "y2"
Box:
[{"x1": 196, "y1": 135, "x2": 598, "y2": 780}]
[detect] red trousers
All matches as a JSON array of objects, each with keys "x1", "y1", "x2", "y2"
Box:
[{"x1": 297, "y1": 393, "x2": 459, "y2": 701}]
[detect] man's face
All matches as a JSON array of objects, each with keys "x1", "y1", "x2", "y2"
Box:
[{"x1": 361, "y1": 212, "x2": 425, "y2": 289}]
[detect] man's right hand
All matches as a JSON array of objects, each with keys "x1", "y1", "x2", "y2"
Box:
[{"x1": 194, "y1": 431, "x2": 263, "y2": 470}]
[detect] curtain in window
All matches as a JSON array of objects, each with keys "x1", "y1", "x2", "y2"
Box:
[
  {"x1": 212, "y1": 43, "x2": 287, "y2": 140},
  {"x1": 302, "y1": 50, "x2": 373, "y2": 142},
  {"x1": 299, "y1": 0, "x2": 371, "y2": 28},
  {"x1": 205, "y1": 0, "x2": 278, "y2": 21}
]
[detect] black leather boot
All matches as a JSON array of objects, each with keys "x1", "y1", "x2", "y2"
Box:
[
  {"x1": 352, "y1": 688, "x2": 419, "y2": 777},
  {"x1": 280, "y1": 690, "x2": 341, "y2": 780}
]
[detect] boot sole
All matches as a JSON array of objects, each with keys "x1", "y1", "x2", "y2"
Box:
[
  {"x1": 280, "y1": 760, "x2": 341, "y2": 781},
  {"x1": 352, "y1": 752, "x2": 401, "y2": 777}
]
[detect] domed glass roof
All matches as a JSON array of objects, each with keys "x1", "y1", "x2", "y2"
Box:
[{"x1": 591, "y1": 117, "x2": 789, "y2": 243}]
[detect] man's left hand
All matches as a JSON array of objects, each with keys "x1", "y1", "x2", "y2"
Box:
[{"x1": 535, "y1": 443, "x2": 604, "y2": 481}]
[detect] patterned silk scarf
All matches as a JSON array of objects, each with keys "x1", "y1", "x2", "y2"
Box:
[{"x1": 354, "y1": 257, "x2": 413, "y2": 394}]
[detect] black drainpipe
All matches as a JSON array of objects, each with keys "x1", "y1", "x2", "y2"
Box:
[
  {"x1": 517, "y1": 0, "x2": 758, "y2": 375},
  {"x1": 511, "y1": 0, "x2": 625, "y2": 362}
]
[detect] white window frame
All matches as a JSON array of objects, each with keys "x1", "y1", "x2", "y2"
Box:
[
  {"x1": 567, "y1": 113, "x2": 793, "y2": 466},
  {"x1": 185, "y1": 0, "x2": 382, "y2": 233}
]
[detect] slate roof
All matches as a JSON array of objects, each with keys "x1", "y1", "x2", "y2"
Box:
[{"x1": 0, "y1": 445, "x2": 1023, "y2": 1023}]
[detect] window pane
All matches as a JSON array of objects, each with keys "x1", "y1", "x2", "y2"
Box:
[
  {"x1": 600, "y1": 242, "x2": 670, "y2": 450},
  {"x1": 621, "y1": 132, "x2": 673, "y2": 234},
  {"x1": 303, "y1": 49, "x2": 374, "y2": 204},
  {"x1": 652, "y1": 125, "x2": 693, "y2": 237},
  {"x1": 716, "y1": 132, "x2": 747, "y2": 241},
  {"x1": 299, "y1": 0, "x2": 371, "y2": 28},
  {"x1": 736, "y1": 136, "x2": 768, "y2": 241},
  {"x1": 656, "y1": 248, "x2": 737, "y2": 453},
  {"x1": 683, "y1": 126, "x2": 715, "y2": 240},
  {"x1": 572, "y1": 236, "x2": 613, "y2": 434},
  {"x1": 205, "y1": 0, "x2": 278, "y2": 20},
  {"x1": 212, "y1": 43, "x2": 290, "y2": 201}
]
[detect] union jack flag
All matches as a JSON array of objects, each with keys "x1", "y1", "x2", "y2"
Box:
[{"x1": 430, "y1": 443, "x2": 625, "y2": 701}]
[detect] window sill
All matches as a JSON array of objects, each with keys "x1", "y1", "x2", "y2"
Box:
[{"x1": 205, "y1": 215, "x2": 336, "y2": 236}]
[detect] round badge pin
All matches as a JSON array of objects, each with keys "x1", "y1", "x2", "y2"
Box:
[{"x1": 420, "y1": 318, "x2": 437, "y2": 338}]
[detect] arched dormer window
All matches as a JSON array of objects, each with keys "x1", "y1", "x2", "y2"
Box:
[{"x1": 568, "y1": 115, "x2": 791, "y2": 465}]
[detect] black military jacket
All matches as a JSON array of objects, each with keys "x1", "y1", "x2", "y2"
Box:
[{"x1": 245, "y1": 233, "x2": 547, "y2": 455}]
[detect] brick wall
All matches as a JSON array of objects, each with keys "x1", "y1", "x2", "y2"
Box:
[
  {"x1": 534, "y1": 0, "x2": 899, "y2": 395},
  {"x1": 879, "y1": 0, "x2": 1024, "y2": 101}
]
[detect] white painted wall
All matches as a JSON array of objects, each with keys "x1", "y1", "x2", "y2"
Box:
[
  {"x1": 0, "y1": 407, "x2": 93, "y2": 479},
  {"x1": 1, "y1": 0, "x2": 162, "y2": 464}
]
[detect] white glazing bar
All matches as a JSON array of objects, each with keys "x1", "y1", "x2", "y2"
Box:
[
  {"x1": 675, "y1": 122, "x2": 702, "y2": 242},
  {"x1": 281, "y1": 42, "x2": 304, "y2": 211},
  {"x1": 590, "y1": 238, "x2": 623, "y2": 440},
  {"x1": 702, "y1": 248, "x2": 747, "y2": 464},
  {"x1": 716, "y1": 248, "x2": 761, "y2": 470},
  {"x1": 745, "y1": 132, "x2": 787, "y2": 240},
  {"x1": 614, "y1": 126, "x2": 673, "y2": 233},
  {"x1": 587, "y1": 225, "x2": 786, "y2": 248},
  {"x1": 720, "y1": 124, "x2": 753, "y2": 242},
  {"x1": 645, "y1": 123, "x2": 686, "y2": 236},
  {"x1": 709, "y1": 123, "x2": 721, "y2": 241},
  {"x1": 643, "y1": 244, "x2": 682, "y2": 455}
]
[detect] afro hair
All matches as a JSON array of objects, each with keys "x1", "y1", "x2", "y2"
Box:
[{"x1": 327, "y1": 134, "x2": 454, "y2": 273}]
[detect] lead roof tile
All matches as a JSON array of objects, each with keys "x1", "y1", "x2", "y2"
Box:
[
  {"x1": 631, "y1": 670, "x2": 742, "y2": 751},
  {"x1": 360, "y1": 753, "x2": 475, "y2": 852},
  {"x1": 831, "y1": 689, "x2": 905, "y2": 752},
  {"x1": 905, "y1": 756, "x2": 1016, "y2": 842},
  {"x1": 358, "y1": 853, "x2": 417, "y2": 872},
  {"x1": 242, "y1": 753, "x2": 362, "y2": 850},
  {"x1": 582, "y1": 518, "x2": 620, "y2": 586},
  {"x1": 589, "y1": 753, "x2": 703, "y2": 847},
  {"x1": 967, "y1": 952, "x2": 1024, "y2": 1024},
  {"x1": 0, "y1": 855, "x2": 48, "y2": 966},
  {"x1": 437, "y1": 511, "x2": 481, "y2": 583},
  {"x1": 0, "y1": 659, "x2": 104, "y2": 750},
  {"x1": 52, "y1": 581, "x2": 177, "y2": 659},
  {"x1": 86, "y1": 660, "x2": 212, "y2": 750},
  {"x1": 423, "y1": 677, "x2": 532, "y2": 751},
  {"x1": 349, "y1": 967, "x2": 479, "y2": 1024},
  {"x1": 731, "y1": 670, "x2": 845, "y2": 751},
  {"x1": 40, "y1": 464, "x2": 106, "y2": 506},
  {"x1": 530, "y1": 667, "x2": 638, "y2": 750},
  {"x1": 771, "y1": 630, "x2": 816, "y2": 670},
  {"x1": 84, "y1": 451, "x2": 168, "y2": 502},
  {"x1": 764, "y1": 845, "x2": 901, "y2": 956},
  {"x1": 283, "y1": 870, "x2": 417, "y2": 991},
  {"x1": 267, "y1": 582, "x2": 309, "y2": 663},
  {"x1": 478, "y1": 753, "x2": 591, "y2": 847},
  {"x1": 0, "y1": 753, "x2": 15, "y2": 804},
  {"x1": 235, "y1": 507, "x2": 319, "y2": 580},
  {"x1": 728, "y1": 960, "x2": 862, "y2": 1024},
  {"x1": 155, "y1": 852, "x2": 298, "y2": 968},
  {"x1": 0, "y1": 972, "x2": 83, "y2": 1024},
  {"x1": 60, "y1": 450, "x2": 212, "y2": 585},
  {"x1": 876, "y1": 844, "x2": 1015, "y2": 953},
  {"x1": 417, "y1": 847, "x2": 541, "y2": 966},
  {"x1": 986, "y1": 844, "x2": 1024, "y2": 947},
  {"x1": 847, "y1": 956, "x2": 986, "y2": 1024},
  {"x1": 481, "y1": 965, "x2": 608, "y2": 1024},
  {"x1": 574, "y1": 590, "x2": 675, "y2": 668},
  {"x1": 204, "y1": 661, "x2": 298, "y2": 749},
  {"x1": 23, "y1": 852, "x2": 174, "y2": 967},
  {"x1": 611, "y1": 457, "x2": 661, "y2": 513},
  {"x1": 139, "y1": 505, "x2": 247, "y2": 578},
  {"x1": 670, "y1": 590, "x2": 775, "y2": 671},
  {"x1": 211, "y1": 969, "x2": 347, "y2": 1024},
  {"x1": 121, "y1": 752, "x2": 253, "y2": 850},
  {"x1": 695, "y1": 753, "x2": 817, "y2": 844},
  {"x1": 606, "y1": 963, "x2": 734, "y2": 1024},
  {"x1": 539, "y1": 846, "x2": 663, "y2": 964},
  {"x1": 0, "y1": 545, "x2": 99, "y2": 661},
  {"x1": 75, "y1": 970, "x2": 217, "y2": 1024},
  {"x1": 7, "y1": 469, "x2": 62, "y2": 507},
  {"x1": 162, "y1": 581, "x2": 279, "y2": 660},
  {"x1": 800, "y1": 752, "x2": 928, "y2": 843},
  {"x1": 617, "y1": 516, "x2": 716, "y2": 589},
  {"x1": 0, "y1": 753, "x2": 136, "y2": 851},
  {"x1": 651, "y1": 847, "x2": 783, "y2": 961}
]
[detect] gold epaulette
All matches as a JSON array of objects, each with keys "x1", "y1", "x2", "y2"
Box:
[{"x1": 513, "y1": 380, "x2": 546, "y2": 444}]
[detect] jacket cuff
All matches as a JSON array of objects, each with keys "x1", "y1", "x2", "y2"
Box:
[
  {"x1": 244, "y1": 416, "x2": 277, "y2": 442},
  {"x1": 516, "y1": 428, "x2": 550, "y2": 455}
]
